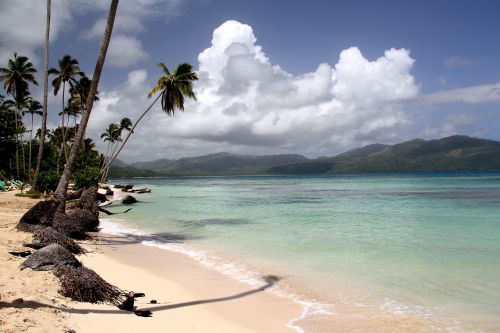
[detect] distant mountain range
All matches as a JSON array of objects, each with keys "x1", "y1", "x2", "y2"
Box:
[{"x1": 109, "y1": 135, "x2": 500, "y2": 177}]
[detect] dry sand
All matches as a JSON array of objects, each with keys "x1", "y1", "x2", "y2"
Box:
[{"x1": 0, "y1": 191, "x2": 302, "y2": 333}]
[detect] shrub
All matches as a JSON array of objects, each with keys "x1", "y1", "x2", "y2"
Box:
[
  {"x1": 38, "y1": 171, "x2": 59, "y2": 193},
  {"x1": 73, "y1": 167, "x2": 100, "y2": 190}
]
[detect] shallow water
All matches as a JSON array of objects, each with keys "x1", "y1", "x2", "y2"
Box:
[{"x1": 105, "y1": 174, "x2": 500, "y2": 332}]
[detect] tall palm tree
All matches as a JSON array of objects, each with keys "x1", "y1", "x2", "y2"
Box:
[
  {"x1": 54, "y1": 0, "x2": 119, "y2": 207},
  {"x1": 22, "y1": 99, "x2": 43, "y2": 180},
  {"x1": 48, "y1": 54, "x2": 83, "y2": 161},
  {"x1": 105, "y1": 62, "x2": 198, "y2": 169},
  {"x1": 32, "y1": 0, "x2": 51, "y2": 192},
  {"x1": 0, "y1": 53, "x2": 38, "y2": 179}
]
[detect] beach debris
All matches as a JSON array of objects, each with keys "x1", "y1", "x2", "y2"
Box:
[
  {"x1": 133, "y1": 292, "x2": 145, "y2": 298},
  {"x1": 17, "y1": 200, "x2": 58, "y2": 232},
  {"x1": 135, "y1": 188, "x2": 151, "y2": 194},
  {"x1": 19, "y1": 244, "x2": 81, "y2": 271},
  {"x1": 26, "y1": 227, "x2": 86, "y2": 254},
  {"x1": 134, "y1": 310, "x2": 152, "y2": 317},
  {"x1": 54, "y1": 265, "x2": 123, "y2": 305},
  {"x1": 98, "y1": 207, "x2": 132, "y2": 215},
  {"x1": 118, "y1": 291, "x2": 135, "y2": 311},
  {"x1": 122, "y1": 195, "x2": 137, "y2": 205},
  {"x1": 106, "y1": 188, "x2": 114, "y2": 196},
  {"x1": 52, "y1": 211, "x2": 86, "y2": 240},
  {"x1": 149, "y1": 299, "x2": 157, "y2": 304},
  {"x1": 95, "y1": 192, "x2": 107, "y2": 203},
  {"x1": 98, "y1": 200, "x2": 113, "y2": 207},
  {"x1": 8, "y1": 250, "x2": 32, "y2": 257},
  {"x1": 66, "y1": 208, "x2": 99, "y2": 232},
  {"x1": 65, "y1": 188, "x2": 84, "y2": 201},
  {"x1": 121, "y1": 184, "x2": 134, "y2": 192}
]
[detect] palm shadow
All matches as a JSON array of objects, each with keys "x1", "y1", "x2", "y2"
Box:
[{"x1": 0, "y1": 275, "x2": 280, "y2": 315}]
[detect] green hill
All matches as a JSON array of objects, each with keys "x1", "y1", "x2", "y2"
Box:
[{"x1": 269, "y1": 136, "x2": 500, "y2": 174}]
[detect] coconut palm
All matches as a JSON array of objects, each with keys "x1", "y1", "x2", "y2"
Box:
[
  {"x1": 54, "y1": 0, "x2": 119, "y2": 206},
  {"x1": 101, "y1": 123, "x2": 120, "y2": 166},
  {"x1": 0, "y1": 53, "x2": 38, "y2": 179},
  {"x1": 22, "y1": 99, "x2": 43, "y2": 180},
  {"x1": 100, "y1": 117, "x2": 132, "y2": 181},
  {"x1": 32, "y1": 0, "x2": 51, "y2": 192},
  {"x1": 105, "y1": 62, "x2": 198, "y2": 170},
  {"x1": 48, "y1": 54, "x2": 83, "y2": 161}
]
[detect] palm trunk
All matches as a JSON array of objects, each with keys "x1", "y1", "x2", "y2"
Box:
[
  {"x1": 104, "y1": 93, "x2": 161, "y2": 172},
  {"x1": 54, "y1": 0, "x2": 119, "y2": 208},
  {"x1": 28, "y1": 113, "x2": 34, "y2": 181},
  {"x1": 14, "y1": 109, "x2": 19, "y2": 179},
  {"x1": 61, "y1": 81, "x2": 67, "y2": 161},
  {"x1": 20, "y1": 112, "x2": 26, "y2": 179},
  {"x1": 32, "y1": 0, "x2": 51, "y2": 191}
]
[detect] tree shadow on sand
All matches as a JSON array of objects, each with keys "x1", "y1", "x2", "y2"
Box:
[{"x1": 0, "y1": 275, "x2": 280, "y2": 315}]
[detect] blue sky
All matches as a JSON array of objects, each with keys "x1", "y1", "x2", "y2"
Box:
[{"x1": 1, "y1": 0, "x2": 499, "y2": 161}]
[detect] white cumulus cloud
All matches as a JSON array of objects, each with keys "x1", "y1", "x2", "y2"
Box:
[
  {"x1": 106, "y1": 35, "x2": 149, "y2": 67},
  {"x1": 88, "y1": 20, "x2": 421, "y2": 161}
]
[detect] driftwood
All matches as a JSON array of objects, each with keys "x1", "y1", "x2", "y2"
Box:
[
  {"x1": 54, "y1": 265, "x2": 123, "y2": 305},
  {"x1": 52, "y1": 211, "x2": 86, "y2": 240},
  {"x1": 26, "y1": 227, "x2": 86, "y2": 254},
  {"x1": 17, "y1": 200, "x2": 58, "y2": 232},
  {"x1": 122, "y1": 195, "x2": 137, "y2": 205},
  {"x1": 118, "y1": 291, "x2": 135, "y2": 310},
  {"x1": 19, "y1": 244, "x2": 81, "y2": 271},
  {"x1": 8, "y1": 250, "x2": 32, "y2": 257},
  {"x1": 98, "y1": 207, "x2": 132, "y2": 215},
  {"x1": 134, "y1": 310, "x2": 152, "y2": 317}
]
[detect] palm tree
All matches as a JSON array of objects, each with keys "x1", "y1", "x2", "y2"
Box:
[
  {"x1": 101, "y1": 123, "x2": 120, "y2": 167},
  {"x1": 22, "y1": 99, "x2": 43, "y2": 180},
  {"x1": 100, "y1": 117, "x2": 132, "y2": 181},
  {"x1": 105, "y1": 62, "x2": 198, "y2": 170},
  {"x1": 68, "y1": 75, "x2": 98, "y2": 131},
  {"x1": 48, "y1": 54, "x2": 83, "y2": 161},
  {"x1": 0, "y1": 53, "x2": 38, "y2": 179},
  {"x1": 32, "y1": 0, "x2": 51, "y2": 192},
  {"x1": 54, "y1": 0, "x2": 119, "y2": 207}
]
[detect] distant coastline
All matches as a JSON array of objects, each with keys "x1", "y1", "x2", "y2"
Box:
[{"x1": 110, "y1": 135, "x2": 500, "y2": 177}]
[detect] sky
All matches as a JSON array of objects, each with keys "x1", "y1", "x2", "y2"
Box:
[{"x1": 1, "y1": 0, "x2": 500, "y2": 162}]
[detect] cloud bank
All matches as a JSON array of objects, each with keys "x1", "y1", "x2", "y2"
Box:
[{"x1": 88, "y1": 20, "x2": 421, "y2": 161}]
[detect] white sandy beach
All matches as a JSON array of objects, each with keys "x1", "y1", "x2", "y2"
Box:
[{"x1": 0, "y1": 191, "x2": 302, "y2": 332}]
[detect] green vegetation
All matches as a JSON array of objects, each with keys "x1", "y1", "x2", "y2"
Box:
[
  {"x1": 0, "y1": 53, "x2": 103, "y2": 191},
  {"x1": 269, "y1": 136, "x2": 500, "y2": 174},
  {"x1": 108, "y1": 136, "x2": 500, "y2": 177}
]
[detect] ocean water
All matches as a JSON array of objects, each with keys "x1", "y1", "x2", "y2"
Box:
[{"x1": 104, "y1": 174, "x2": 500, "y2": 332}]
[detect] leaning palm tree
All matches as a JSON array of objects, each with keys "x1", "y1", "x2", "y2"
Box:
[
  {"x1": 32, "y1": 0, "x2": 51, "y2": 192},
  {"x1": 48, "y1": 54, "x2": 83, "y2": 161},
  {"x1": 0, "y1": 53, "x2": 38, "y2": 179},
  {"x1": 105, "y1": 62, "x2": 198, "y2": 170},
  {"x1": 54, "y1": 0, "x2": 119, "y2": 207},
  {"x1": 22, "y1": 99, "x2": 43, "y2": 180}
]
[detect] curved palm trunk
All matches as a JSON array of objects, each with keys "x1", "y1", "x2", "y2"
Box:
[
  {"x1": 32, "y1": 0, "x2": 51, "y2": 191},
  {"x1": 103, "y1": 93, "x2": 161, "y2": 176},
  {"x1": 54, "y1": 0, "x2": 119, "y2": 209}
]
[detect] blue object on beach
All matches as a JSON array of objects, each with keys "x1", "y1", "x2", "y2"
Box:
[{"x1": 0, "y1": 181, "x2": 5, "y2": 191}]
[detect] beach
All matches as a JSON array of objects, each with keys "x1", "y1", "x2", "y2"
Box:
[{"x1": 0, "y1": 191, "x2": 302, "y2": 332}]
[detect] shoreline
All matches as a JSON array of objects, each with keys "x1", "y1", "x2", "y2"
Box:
[{"x1": 0, "y1": 191, "x2": 303, "y2": 332}]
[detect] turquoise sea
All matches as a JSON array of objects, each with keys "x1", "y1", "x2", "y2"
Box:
[{"x1": 104, "y1": 174, "x2": 500, "y2": 332}]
